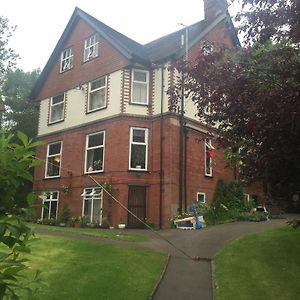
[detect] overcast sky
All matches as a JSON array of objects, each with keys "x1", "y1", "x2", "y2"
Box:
[{"x1": 1, "y1": 0, "x2": 240, "y2": 72}]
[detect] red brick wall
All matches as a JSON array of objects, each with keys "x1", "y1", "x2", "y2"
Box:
[
  {"x1": 36, "y1": 19, "x2": 130, "y2": 101},
  {"x1": 34, "y1": 113, "x2": 265, "y2": 227}
]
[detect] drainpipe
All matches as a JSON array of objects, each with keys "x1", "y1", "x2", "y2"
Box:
[
  {"x1": 179, "y1": 76, "x2": 184, "y2": 214},
  {"x1": 184, "y1": 126, "x2": 188, "y2": 212},
  {"x1": 159, "y1": 64, "x2": 165, "y2": 229}
]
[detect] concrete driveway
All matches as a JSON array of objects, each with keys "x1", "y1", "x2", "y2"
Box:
[{"x1": 138, "y1": 218, "x2": 290, "y2": 300}]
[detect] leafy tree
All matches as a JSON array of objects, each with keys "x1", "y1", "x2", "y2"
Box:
[
  {"x1": 236, "y1": 0, "x2": 300, "y2": 45},
  {"x1": 0, "y1": 16, "x2": 18, "y2": 87},
  {"x1": 2, "y1": 69, "x2": 40, "y2": 138},
  {"x1": 168, "y1": 1, "x2": 300, "y2": 206}
]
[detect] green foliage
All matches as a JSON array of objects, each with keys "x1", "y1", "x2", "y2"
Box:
[
  {"x1": 286, "y1": 219, "x2": 300, "y2": 229},
  {"x1": 213, "y1": 179, "x2": 247, "y2": 211},
  {"x1": 248, "y1": 211, "x2": 269, "y2": 222},
  {"x1": 0, "y1": 131, "x2": 43, "y2": 299},
  {"x1": 99, "y1": 218, "x2": 110, "y2": 229},
  {"x1": 59, "y1": 204, "x2": 71, "y2": 225},
  {"x1": 0, "y1": 131, "x2": 43, "y2": 213},
  {"x1": 0, "y1": 216, "x2": 42, "y2": 299},
  {"x1": 0, "y1": 16, "x2": 18, "y2": 87},
  {"x1": 2, "y1": 69, "x2": 40, "y2": 138},
  {"x1": 201, "y1": 180, "x2": 255, "y2": 225}
]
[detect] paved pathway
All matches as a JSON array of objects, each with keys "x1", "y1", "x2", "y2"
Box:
[{"x1": 35, "y1": 216, "x2": 297, "y2": 300}]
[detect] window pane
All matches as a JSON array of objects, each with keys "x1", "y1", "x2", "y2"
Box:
[
  {"x1": 43, "y1": 202, "x2": 50, "y2": 219},
  {"x1": 84, "y1": 199, "x2": 92, "y2": 221},
  {"x1": 86, "y1": 148, "x2": 103, "y2": 172},
  {"x1": 93, "y1": 198, "x2": 101, "y2": 223},
  {"x1": 49, "y1": 143, "x2": 61, "y2": 155},
  {"x1": 47, "y1": 156, "x2": 60, "y2": 176},
  {"x1": 52, "y1": 192, "x2": 58, "y2": 199},
  {"x1": 134, "y1": 71, "x2": 146, "y2": 82},
  {"x1": 50, "y1": 201, "x2": 57, "y2": 219},
  {"x1": 197, "y1": 194, "x2": 205, "y2": 203},
  {"x1": 131, "y1": 144, "x2": 146, "y2": 169},
  {"x1": 91, "y1": 78, "x2": 105, "y2": 90},
  {"x1": 132, "y1": 82, "x2": 147, "y2": 104},
  {"x1": 52, "y1": 94, "x2": 64, "y2": 105},
  {"x1": 132, "y1": 129, "x2": 145, "y2": 143},
  {"x1": 50, "y1": 103, "x2": 64, "y2": 122},
  {"x1": 89, "y1": 90, "x2": 105, "y2": 110},
  {"x1": 88, "y1": 133, "x2": 103, "y2": 148}
]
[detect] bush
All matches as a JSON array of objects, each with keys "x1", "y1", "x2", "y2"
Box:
[
  {"x1": 0, "y1": 131, "x2": 43, "y2": 299},
  {"x1": 202, "y1": 179, "x2": 256, "y2": 225},
  {"x1": 248, "y1": 211, "x2": 269, "y2": 222}
]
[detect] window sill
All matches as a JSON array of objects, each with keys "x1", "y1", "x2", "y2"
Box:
[
  {"x1": 59, "y1": 67, "x2": 73, "y2": 74},
  {"x1": 86, "y1": 106, "x2": 107, "y2": 114},
  {"x1": 84, "y1": 170, "x2": 104, "y2": 175},
  {"x1": 44, "y1": 176, "x2": 61, "y2": 180},
  {"x1": 204, "y1": 174, "x2": 213, "y2": 178},
  {"x1": 48, "y1": 119, "x2": 65, "y2": 126},
  {"x1": 130, "y1": 101, "x2": 149, "y2": 106},
  {"x1": 83, "y1": 55, "x2": 98, "y2": 64},
  {"x1": 128, "y1": 168, "x2": 148, "y2": 172}
]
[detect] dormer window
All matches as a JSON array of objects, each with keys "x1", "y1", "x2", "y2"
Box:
[
  {"x1": 60, "y1": 47, "x2": 73, "y2": 72},
  {"x1": 84, "y1": 35, "x2": 99, "y2": 62},
  {"x1": 131, "y1": 69, "x2": 149, "y2": 105}
]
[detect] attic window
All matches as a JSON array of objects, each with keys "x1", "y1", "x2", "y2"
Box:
[
  {"x1": 84, "y1": 35, "x2": 99, "y2": 62},
  {"x1": 60, "y1": 47, "x2": 73, "y2": 72}
]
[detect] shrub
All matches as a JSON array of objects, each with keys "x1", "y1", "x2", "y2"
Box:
[{"x1": 0, "y1": 131, "x2": 43, "y2": 299}]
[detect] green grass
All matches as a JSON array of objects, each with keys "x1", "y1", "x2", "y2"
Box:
[
  {"x1": 29, "y1": 223, "x2": 148, "y2": 242},
  {"x1": 23, "y1": 234, "x2": 167, "y2": 300},
  {"x1": 214, "y1": 226, "x2": 300, "y2": 300}
]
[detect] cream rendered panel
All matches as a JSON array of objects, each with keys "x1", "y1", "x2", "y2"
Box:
[
  {"x1": 152, "y1": 66, "x2": 170, "y2": 115},
  {"x1": 126, "y1": 103, "x2": 149, "y2": 115},
  {"x1": 38, "y1": 99, "x2": 50, "y2": 136},
  {"x1": 184, "y1": 95, "x2": 200, "y2": 122},
  {"x1": 37, "y1": 70, "x2": 123, "y2": 136},
  {"x1": 108, "y1": 70, "x2": 123, "y2": 115}
]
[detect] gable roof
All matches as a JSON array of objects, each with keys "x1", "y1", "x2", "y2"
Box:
[
  {"x1": 30, "y1": 7, "x2": 239, "y2": 100},
  {"x1": 144, "y1": 12, "x2": 233, "y2": 62}
]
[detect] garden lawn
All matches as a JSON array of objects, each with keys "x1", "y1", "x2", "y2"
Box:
[
  {"x1": 30, "y1": 223, "x2": 148, "y2": 242},
  {"x1": 214, "y1": 226, "x2": 300, "y2": 300},
  {"x1": 25, "y1": 234, "x2": 167, "y2": 300}
]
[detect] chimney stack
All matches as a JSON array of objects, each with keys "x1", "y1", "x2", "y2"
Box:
[{"x1": 203, "y1": 0, "x2": 228, "y2": 20}]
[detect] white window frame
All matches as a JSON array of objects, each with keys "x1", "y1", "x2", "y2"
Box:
[
  {"x1": 205, "y1": 138, "x2": 214, "y2": 177},
  {"x1": 131, "y1": 69, "x2": 149, "y2": 105},
  {"x1": 41, "y1": 191, "x2": 59, "y2": 220},
  {"x1": 49, "y1": 93, "x2": 65, "y2": 124},
  {"x1": 197, "y1": 192, "x2": 206, "y2": 203},
  {"x1": 45, "y1": 141, "x2": 62, "y2": 178},
  {"x1": 81, "y1": 187, "x2": 103, "y2": 224},
  {"x1": 84, "y1": 34, "x2": 99, "y2": 62},
  {"x1": 60, "y1": 47, "x2": 73, "y2": 72},
  {"x1": 85, "y1": 131, "x2": 105, "y2": 174},
  {"x1": 87, "y1": 76, "x2": 107, "y2": 112},
  {"x1": 129, "y1": 127, "x2": 148, "y2": 171}
]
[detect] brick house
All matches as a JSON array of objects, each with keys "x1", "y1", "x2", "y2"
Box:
[{"x1": 31, "y1": 0, "x2": 263, "y2": 228}]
